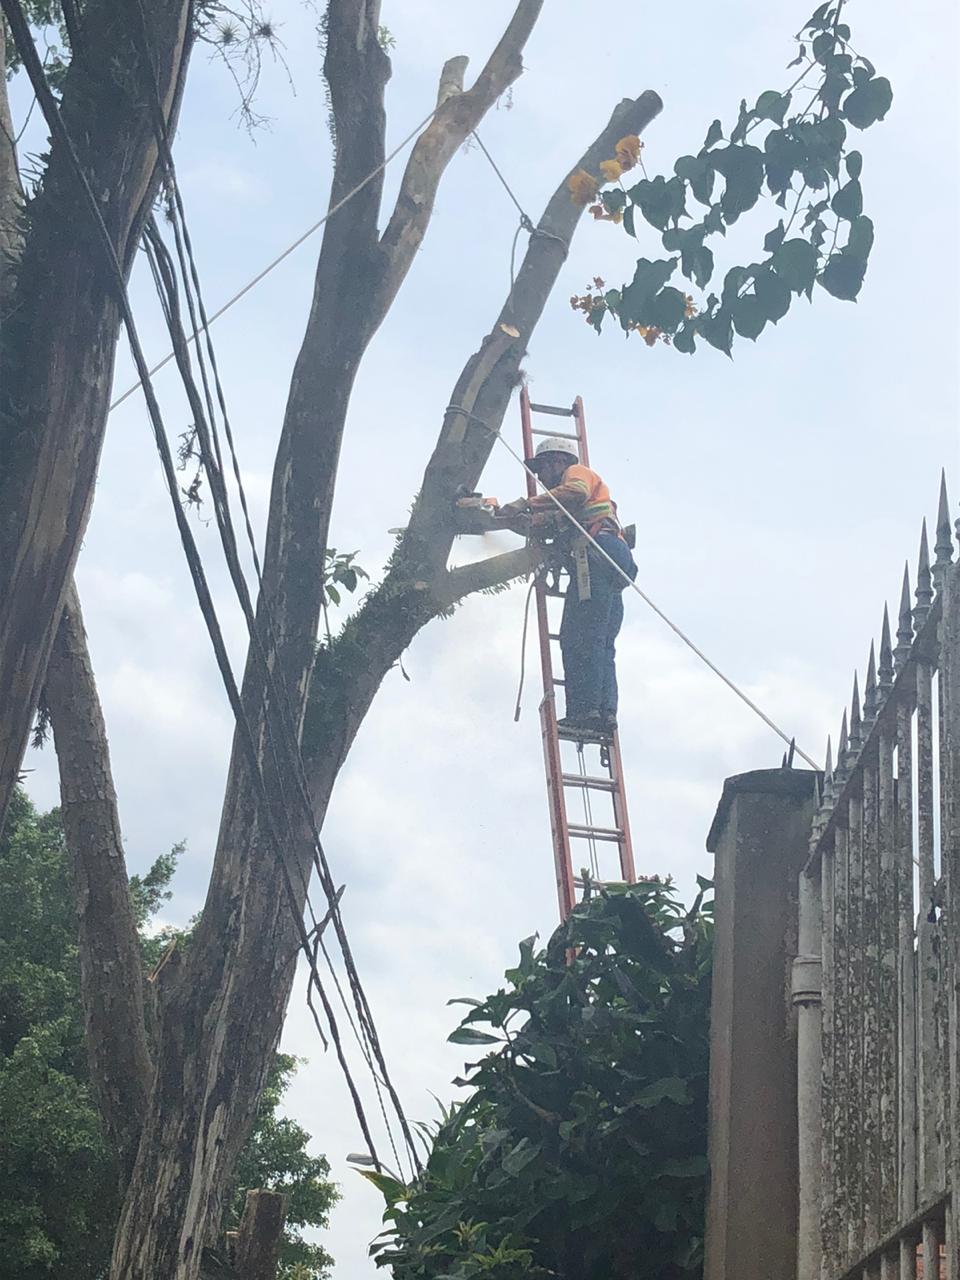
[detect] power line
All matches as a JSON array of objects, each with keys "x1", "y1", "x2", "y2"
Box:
[{"x1": 108, "y1": 103, "x2": 439, "y2": 413}]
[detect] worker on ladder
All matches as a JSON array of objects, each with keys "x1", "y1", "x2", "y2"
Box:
[{"x1": 499, "y1": 438, "x2": 638, "y2": 735}]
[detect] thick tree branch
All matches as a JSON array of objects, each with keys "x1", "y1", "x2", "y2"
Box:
[
  {"x1": 44, "y1": 582, "x2": 152, "y2": 1176},
  {"x1": 0, "y1": 0, "x2": 193, "y2": 833},
  {"x1": 441, "y1": 544, "x2": 544, "y2": 607},
  {"x1": 371, "y1": 0, "x2": 543, "y2": 330}
]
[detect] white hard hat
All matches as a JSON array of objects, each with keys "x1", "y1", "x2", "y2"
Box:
[{"x1": 525, "y1": 436, "x2": 579, "y2": 470}]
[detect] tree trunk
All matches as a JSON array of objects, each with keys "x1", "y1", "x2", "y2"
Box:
[
  {"x1": 104, "y1": 11, "x2": 547, "y2": 1278},
  {"x1": 0, "y1": 19, "x2": 23, "y2": 309},
  {"x1": 0, "y1": 0, "x2": 193, "y2": 834},
  {"x1": 45, "y1": 581, "x2": 152, "y2": 1176}
]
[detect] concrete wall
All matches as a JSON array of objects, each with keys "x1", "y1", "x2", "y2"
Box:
[{"x1": 704, "y1": 769, "x2": 818, "y2": 1280}]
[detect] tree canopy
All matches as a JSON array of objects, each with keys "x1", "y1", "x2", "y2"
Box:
[
  {"x1": 368, "y1": 879, "x2": 713, "y2": 1280},
  {"x1": 0, "y1": 792, "x2": 339, "y2": 1280}
]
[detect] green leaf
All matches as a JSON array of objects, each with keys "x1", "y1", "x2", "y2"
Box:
[
  {"x1": 619, "y1": 257, "x2": 678, "y2": 326},
  {"x1": 325, "y1": 584, "x2": 340, "y2": 606},
  {"x1": 763, "y1": 220, "x2": 785, "y2": 253},
  {"x1": 831, "y1": 178, "x2": 863, "y2": 221},
  {"x1": 846, "y1": 213, "x2": 875, "y2": 260},
  {"x1": 646, "y1": 287, "x2": 687, "y2": 332},
  {"x1": 843, "y1": 76, "x2": 893, "y2": 129},
  {"x1": 720, "y1": 265, "x2": 750, "y2": 308},
  {"x1": 818, "y1": 252, "x2": 866, "y2": 300},
  {"x1": 448, "y1": 1027, "x2": 501, "y2": 1045},
  {"x1": 672, "y1": 321, "x2": 697, "y2": 354},
  {"x1": 845, "y1": 150, "x2": 863, "y2": 179},
  {"x1": 812, "y1": 31, "x2": 835, "y2": 63},
  {"x1": 763, "y1": 129, "x2": 804, "y2": 198},
  {"x1": 754, "y1": 268, "x2": 792, "y2": 325},
  {"x1": 359, "y1": 1169, "x2": 408, "y2": 1204},
  {"x1": 732, "y1": 294, "x2": 767, "y2": 341},
  {"x1": 711, "y1": 144, "x2": 765, "y2": 223},
  {"x1": 447, "y1": 997, "x2": 485, "y2": 1008},
  {"x1": 602, "y1": 187, "x2": 627, "y2": 214},
  {"x1": 754, "y1": 89, "x2": 790, "y2": 125},
  {"x1": 698, "y1": 307, "x2": 733, "y2": 356},
  {"x1": 502, "y1": 1138, "x2": 541, "y2": 1177},
  {"x1": 820, "y1": 69, "x2": 850, "y2": 112},
  {"x1": 622, "y1": 203, "x2": 636, "y2": 238},
  {"x1": 772, "y1": 237, "x2": 818, "y2": 295},
  {"x1": 674, "y1": 154, "x2": 715, "y2": 206},
  {"x1": 729, "y1": 98, "x2": 753, "y2": 145},
  {"x1": 629, "y1": 175, "x2": 687, "y2": 230},
  {"x1": 703, "y1": 118, "x2": 723, "y2": 149}
]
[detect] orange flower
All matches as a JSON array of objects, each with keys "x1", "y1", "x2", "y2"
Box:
[
  {"x1": 614, "y1": 134, "x2": 643, "y2": 170},
  {"x1": 599, "y1": 158, "x2": 624, "y2": 183},
  {"x1": 567, "y1": 168, "x2": 599, "y2": 206},
  {"x1": 593, "y1": 277, "x2": 605, "y2": 289}
]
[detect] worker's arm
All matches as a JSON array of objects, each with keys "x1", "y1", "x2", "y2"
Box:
[{"x1": 527, "y1": 465, "x2": 591, "y2": 513}]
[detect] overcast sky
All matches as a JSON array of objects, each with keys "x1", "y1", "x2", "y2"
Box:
[{"x1": 12, "y1": 0, "x2": 960, "y2": 1273}]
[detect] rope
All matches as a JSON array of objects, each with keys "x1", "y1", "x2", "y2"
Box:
[
  {"x1": 513, "y1": 577, "x2": 537, "y2": 722},
  {"x1": 108, "y1": 103, "x2": 440, "y2": 413},
  {"x1": 472, "y1": 128, "x2": 569, "y2": 295},
  {"x1": 445, "y1": 405, "x2": 821, "y2": 771}
]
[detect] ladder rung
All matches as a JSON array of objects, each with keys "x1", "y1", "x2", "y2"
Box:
[
  {"x1": 575, "y1": 877, "x2": 629, "y2": 889},
  {"x1": 557, "y1": 725, "x2": 613, "y2": 743},
  {"x1": 568, "y1": 823, "x2": 624, "y2": 843},
  {"x1": 561, "y1": 773, "x2": 616, "y2": 792},
  {"x1": 530, "y1": 427, "x2": 580, "y2": 441},
  {"x1": 529, "y1": 402, "x2": 575, "y2": 417},
  {"x1": 543, "y1": 588, "x2": 565, "y2": 598},
  {"x1": 552, "y1": 678, "x2": 565, "y2": 687},
  {"x1": 547, "y1": 632, "x2": 561, "y2": 641}
]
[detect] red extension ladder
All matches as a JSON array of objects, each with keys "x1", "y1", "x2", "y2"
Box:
[{"x1": 519, "y1": 387, "x2": 637, "y2": 920}]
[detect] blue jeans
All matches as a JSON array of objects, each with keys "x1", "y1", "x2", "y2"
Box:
[{"x1": 559, "y1": 533, "x2": 637, "y2": 720}]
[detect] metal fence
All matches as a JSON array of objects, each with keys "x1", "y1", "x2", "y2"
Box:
[{"x1": 800, "y1": 476, "x2": 959, "y2": 1280}]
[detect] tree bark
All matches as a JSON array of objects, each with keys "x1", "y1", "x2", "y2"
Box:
[
  {"x1": 44, "y1": 581, "x2": 152, "y2": 1177},
  {"x1": 0, "y1": 19, "x2": 23, "y2": 309},
  {"x1": 233, "y1": 1190, "x2": 286, "y2": 1280},
  {"x1": 0, "y1": 0, "x2": 193, "y2": 834}
]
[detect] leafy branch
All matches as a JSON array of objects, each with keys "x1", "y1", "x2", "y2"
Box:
[{"x1": 567, "y1": 2, "x2": 891, "y2": 355}]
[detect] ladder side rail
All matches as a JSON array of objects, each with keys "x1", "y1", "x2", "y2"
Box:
[
  {"x1": 608, "y1": 733, "x2": 637, "y2": 882},
  {"x1": 573, "y1": 396, "x2": 590, "y2": 467},
  {"x1": 536, "y1": 582, "x2": 576, "y2": 918}
]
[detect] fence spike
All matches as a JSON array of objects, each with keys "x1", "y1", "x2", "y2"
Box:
[
  {"x1": 914, "y1": 518, "x2": 933, "y2": 629},
  {"x1": 822, "y1": 734, "x2": 834, "y2": 811},
  {"x1": 878, "y1": 603, "x2": 894, "y2": 693},
  {"x1": 934, "y1": 469, "x2": 954, "y2": 592},
  {"x1": 895, "y1": 562, "x2": 913, "y2": 671},
  {"x1": 864, "y1": 641, "x2": 878, "y2": 722},
  {"x1": 835, "y1": 708, "x2": 850, "y2": 787},
  {"x1": 849, "y1": 671, "x2": 863, "y2": 752}
]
